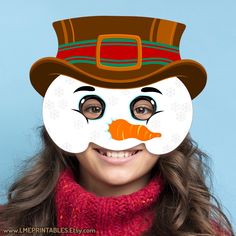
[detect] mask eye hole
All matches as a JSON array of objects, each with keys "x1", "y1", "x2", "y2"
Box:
[
  {"x1": 130, "y1": 96, "x2": 156, "y2": 120},
  {"x1": 79, "y1": 95, "x2": 105, "y2": 120}
]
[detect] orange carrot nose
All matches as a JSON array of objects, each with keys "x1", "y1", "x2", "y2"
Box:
[{"x1": 108, "y1": 119, "x2": 161, "y2": 141}]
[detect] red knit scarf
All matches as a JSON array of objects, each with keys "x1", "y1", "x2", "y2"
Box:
[{"x1": 54, "y1": 168, "x2": 164, "y2": 236}]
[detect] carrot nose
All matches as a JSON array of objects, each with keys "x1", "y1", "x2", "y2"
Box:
[{"x1": 108, "y1": 119, "x2": 161, "y2": 141}]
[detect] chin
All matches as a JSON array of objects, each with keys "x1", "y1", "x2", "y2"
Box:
[{"x1": 98, "y1": 169, "x2": 139, "y2": 186}]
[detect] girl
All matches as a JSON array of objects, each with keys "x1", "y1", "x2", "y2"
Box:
[{"x1": 0, "y1": 16, "x2": 234, "y2": 236}]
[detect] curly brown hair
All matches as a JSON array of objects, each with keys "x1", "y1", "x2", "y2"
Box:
[{"x1": 0, "y1": 126, "x2": 234, "y2": 236}]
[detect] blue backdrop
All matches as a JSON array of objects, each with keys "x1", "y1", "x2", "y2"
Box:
[{"x1": 0, "y1": 0, "x2": 235, "y2": 229}]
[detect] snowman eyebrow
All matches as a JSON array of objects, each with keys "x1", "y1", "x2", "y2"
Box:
[
  {"x1": 141, "y1": 87, "x2": 162, "y2": 94},
  {"x1": 74, "y1": 86, "x2": 95, "y2": 93}
]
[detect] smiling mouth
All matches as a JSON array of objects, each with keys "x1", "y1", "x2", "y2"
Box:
[{"x1": 94, "y1": 147, "x2": 142, "y2": 159}]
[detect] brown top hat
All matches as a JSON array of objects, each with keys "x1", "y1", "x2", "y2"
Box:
[{"x1": 30, "y1": 16, "x2": 207, "y2": 99}]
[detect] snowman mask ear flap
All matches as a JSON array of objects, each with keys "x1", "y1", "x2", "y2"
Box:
[{"x1": 42, "y1": 75, "x2": 193, "y2": 155}]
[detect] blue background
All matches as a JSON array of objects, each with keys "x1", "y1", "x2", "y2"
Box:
[{"x1": 0, "y1": 0, "x2": 235, "y2": 229}]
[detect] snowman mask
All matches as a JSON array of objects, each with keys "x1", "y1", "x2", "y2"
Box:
[{"x1": 43, "y1": 75, "x2": 193, "y2": 154}]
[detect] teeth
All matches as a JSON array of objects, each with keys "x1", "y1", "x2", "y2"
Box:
[
  {"x1": 117, "y1": 152, "x2": 125, "y2": 158},
  {"x1": 111, "y1": 152, "x2": 118, "y2": 158},
  {"x1": 98, "y1": 150, "x2": 139, "y2": 158}
]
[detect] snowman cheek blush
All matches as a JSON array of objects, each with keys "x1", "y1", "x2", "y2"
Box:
[{"x1": 42, "y1": 75, "x2": 192, "y2": 155}]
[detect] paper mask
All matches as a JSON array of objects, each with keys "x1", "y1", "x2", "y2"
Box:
[{"x1": 43, "y1": 75, "x2": 193, "y2": 154}]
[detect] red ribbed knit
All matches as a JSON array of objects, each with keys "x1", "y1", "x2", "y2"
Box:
[{"x1": 54, "y1": 168, "x2": 164, "y2": 236}]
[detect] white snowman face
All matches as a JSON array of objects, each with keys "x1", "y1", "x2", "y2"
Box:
[{"x1": 43, "y1": 75, "x2": 193, "y2": 154}]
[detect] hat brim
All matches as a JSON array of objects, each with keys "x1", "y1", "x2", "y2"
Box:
[{"x1": 30, "y1": 57, "x2": 207, "y2": 99}]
